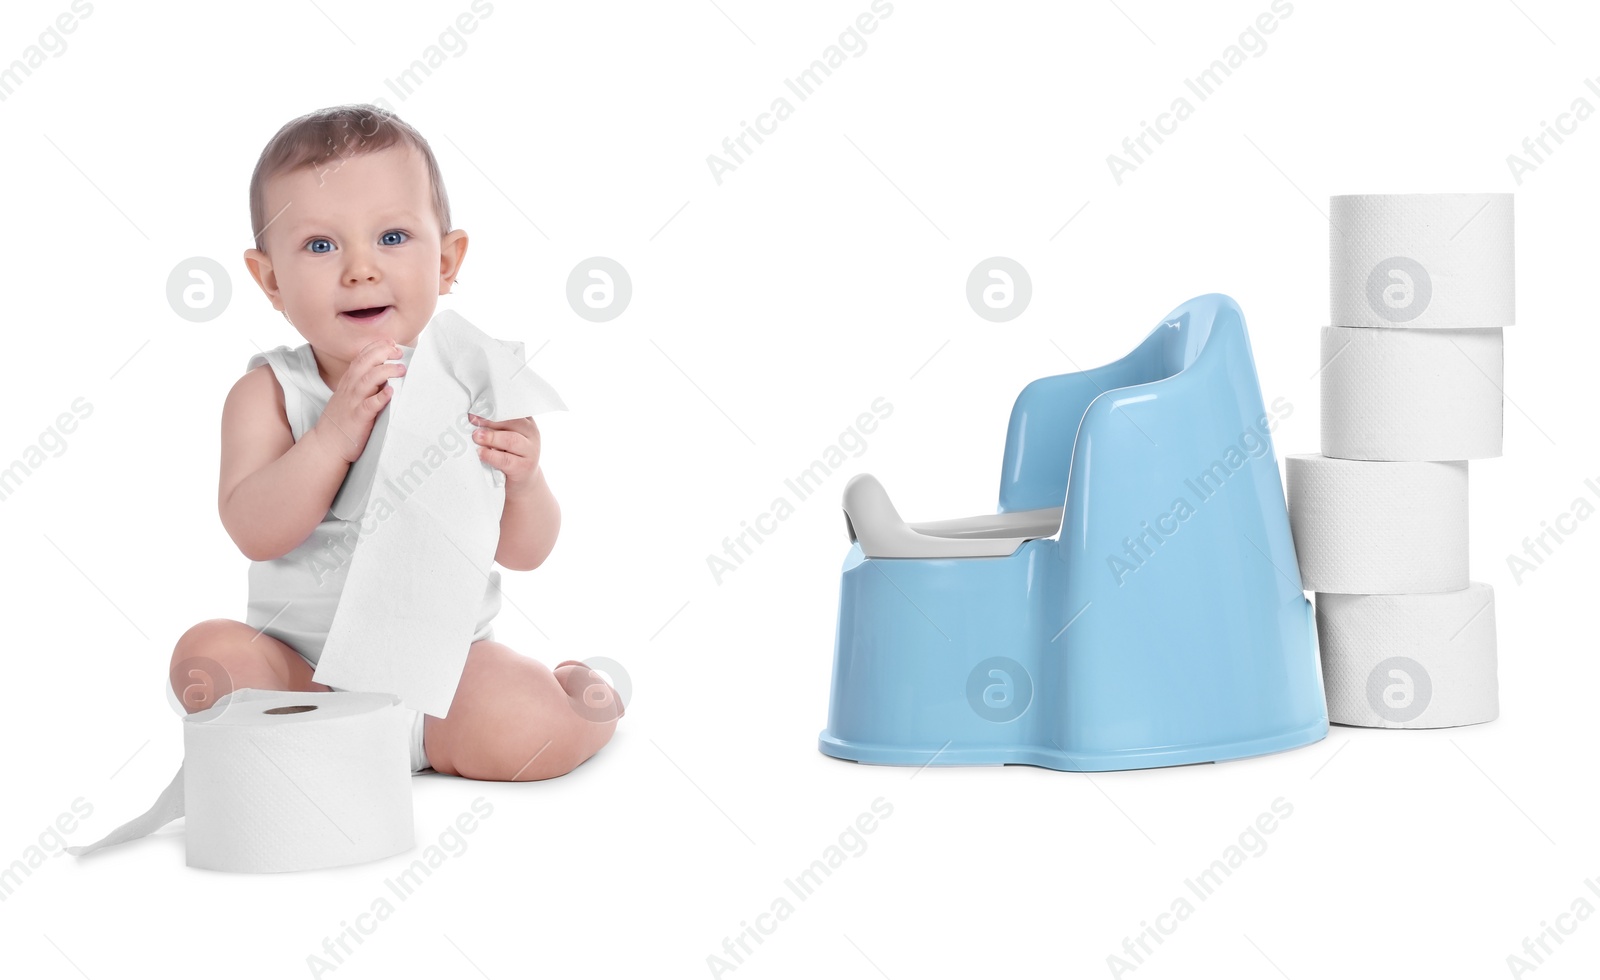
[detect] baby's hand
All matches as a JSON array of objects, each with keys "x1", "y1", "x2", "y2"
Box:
[
  {"x1": 470, "y1": 413, "x2": 542, "y2": 491},
  {"x1": 313, "y1": 339, "x2": 406, "y2": 463}
]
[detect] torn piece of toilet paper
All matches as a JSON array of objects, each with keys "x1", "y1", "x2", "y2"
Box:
[{"x1": 313, "y1": 309, "x2": 566, "y2": 717}]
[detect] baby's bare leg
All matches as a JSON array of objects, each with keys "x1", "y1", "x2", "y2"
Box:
[
  {"x1": 169, "y1": 618, "x2": 330, "y2": 713},
  {"x1": 424, "y1": 640, "x2": 620, "y2": 781}
]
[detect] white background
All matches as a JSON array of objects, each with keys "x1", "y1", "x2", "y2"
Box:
[{"x1": 1, "y1": 1, "x2": 1595, "y2": 977}]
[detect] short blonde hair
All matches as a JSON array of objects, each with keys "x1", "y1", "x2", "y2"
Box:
[{"x1": 248, "y1": 103, "x2": 451, "y2": 252}]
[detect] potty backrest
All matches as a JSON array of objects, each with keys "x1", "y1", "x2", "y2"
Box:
[
  {"x1": 996, "y1": 296, "x2": 1223, "y2": 514},
  {"x1": 1040, "y1": 294, "x2": 1320, "y2": 754}
]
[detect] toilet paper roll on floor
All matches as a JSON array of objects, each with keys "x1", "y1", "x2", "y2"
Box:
[
  {"x1": 1286, "y1": 454, "x2": 1468, "y2": 594},
  {"x1": 1330, "y1": 193, "x2": 1514, "y2": 329},
  {"x1": 66, "y1": 689, "x2": 414, "y2": 873},
  {"x1": 1317, "y1": 583, "x2": 1498, "y2": 728},
  {"x1": 1320, "y1": 326, "x2": 1504, "y2": 461}
]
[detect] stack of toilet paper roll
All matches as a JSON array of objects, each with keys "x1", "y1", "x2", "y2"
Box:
[{"x1": 1287, "y1": 193, "x2": 1510, "y2": 728}]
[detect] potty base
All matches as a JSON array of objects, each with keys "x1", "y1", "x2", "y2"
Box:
[{"x1": 818, "y1": 717, "x2": 1328, "y2": 772}]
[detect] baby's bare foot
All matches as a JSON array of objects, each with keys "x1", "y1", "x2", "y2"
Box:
[{"x1": 553, "y1": 660, "x2": 624, "y2": 722}]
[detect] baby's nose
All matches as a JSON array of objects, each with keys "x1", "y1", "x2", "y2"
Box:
[
  {"x1": 342, "y1": 246, "x2": 383, "y2": 283},
  {"x1": 344, "y1": 263, "x2": 381, "y2": 284}
]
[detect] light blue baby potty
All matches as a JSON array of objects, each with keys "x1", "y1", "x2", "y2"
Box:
[{"x1": 819, "y1": 293, "x2": 1327, "y2": 771}]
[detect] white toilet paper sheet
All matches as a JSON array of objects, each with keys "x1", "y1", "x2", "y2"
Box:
[
  {"x1": 313, "y1": 309, "x2": 567, "y2": 717},
  {"x1": 1320, "y1": 326, "x2": 1504, "y2": 461},
  {"x1": 1317, "y1": 583, "x2": 1498, "y2": 729},
  {"x1": 1330, "y1": 193, "x2": 1514, "y2": 329},
  {"x1": 66, "y1": 689, "x2": 414, "y2": 873},
  {"x1": 1286, "y1": 454, "x2": 1468, "y2": 594}
]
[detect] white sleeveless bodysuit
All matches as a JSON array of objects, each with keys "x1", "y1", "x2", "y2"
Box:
[{"x1": 242, "y1": 342, "x2": 501, "y2": 771}]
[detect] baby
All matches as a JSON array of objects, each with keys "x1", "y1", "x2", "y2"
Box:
[{"x1": 168, "y1": 104, "x2": 622, "y2": 780}]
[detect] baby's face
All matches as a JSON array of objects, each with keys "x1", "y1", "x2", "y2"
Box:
[{"x1": 244, "y1": 143, "x2": 466, "y2": 366}]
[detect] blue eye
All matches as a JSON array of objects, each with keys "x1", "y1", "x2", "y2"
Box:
[
  {"x1": 381, "y1": 230, "x2": 408, "y2": 246},
  {"x1": 306, "y1": 238, "x2": 334, "y2": 253}
]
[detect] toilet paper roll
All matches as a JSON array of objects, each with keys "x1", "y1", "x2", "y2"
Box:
[
  {"x1": 1320, "y1": 326, "x2": 1504, "y2": 461},
  {"x1": 1286, "y1": 454, "x2": 1468, "y2": 594},
  {"x1": 66, "y1": 689, "x2": 414, "y2": 873},
  {"x1": 1330, "y1": 193, "x2": 1514, "y2": 329},
  {"x1": 1317, "y1": 583, "x2": 1498, "y2": 728}
]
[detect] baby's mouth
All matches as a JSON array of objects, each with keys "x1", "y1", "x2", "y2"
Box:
[{"x1": 339, "y1": 305, "x2": 392, "y2": 323}]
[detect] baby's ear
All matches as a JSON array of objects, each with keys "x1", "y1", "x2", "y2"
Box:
[
  {"x1": 438, "y1": 228, "x2": 469, "y2": 295},
  {"x1": 243, "y1": 248, "x2": 282, "y2": 308}
]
